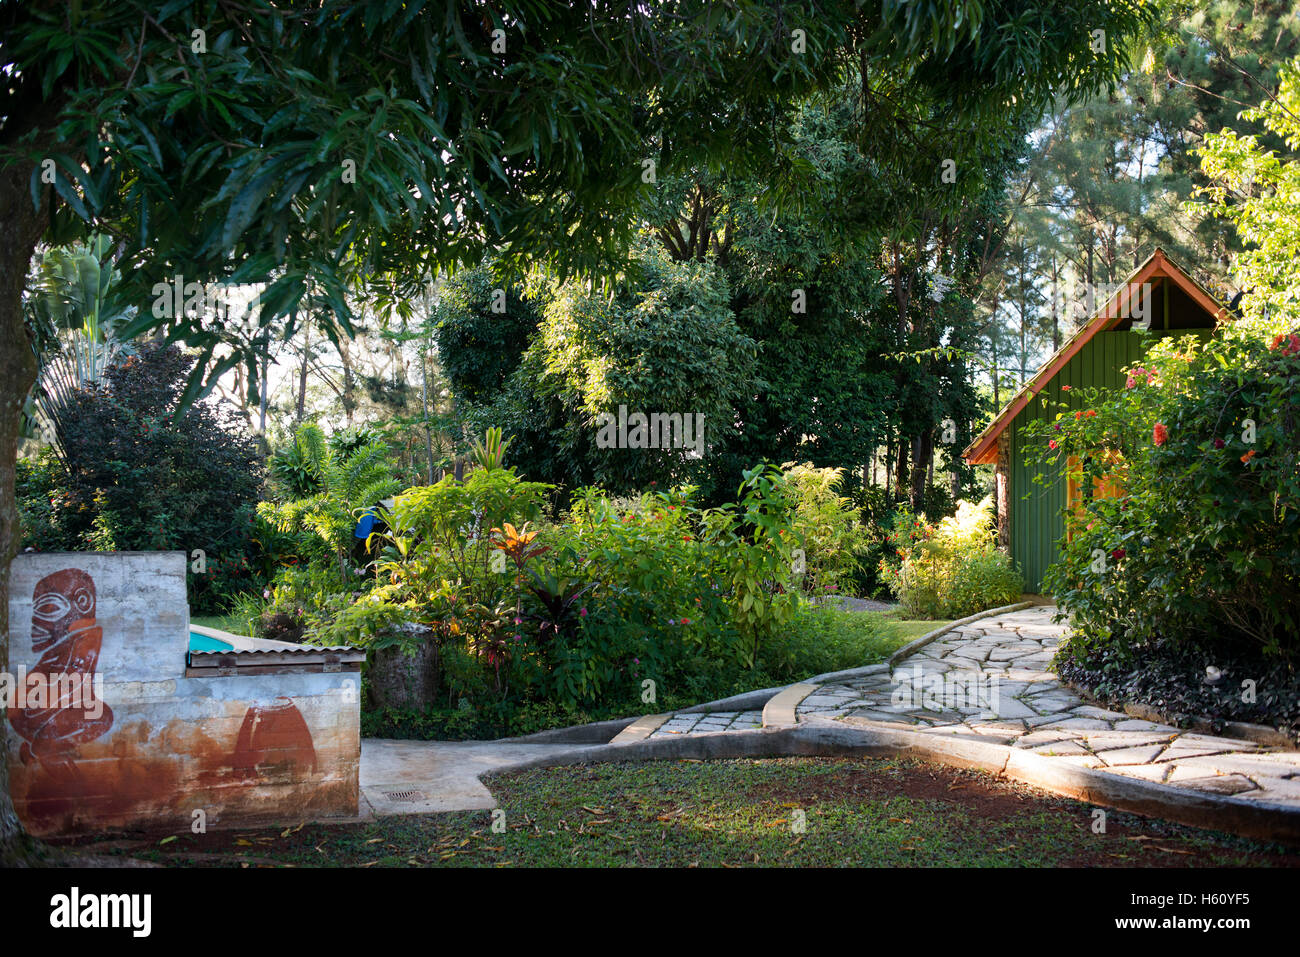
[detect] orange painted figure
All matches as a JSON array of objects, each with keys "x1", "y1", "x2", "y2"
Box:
[
  {"x1": 9, "y1": 569, "x2": 114, "y2": 770},
  {"x1": 232, "y1": 697, "x2": 317, "y2": 780}
]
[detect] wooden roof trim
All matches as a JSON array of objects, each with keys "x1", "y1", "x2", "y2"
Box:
[{"x1": 962, "y1": 250, "x2": 1226, "y2": 465}]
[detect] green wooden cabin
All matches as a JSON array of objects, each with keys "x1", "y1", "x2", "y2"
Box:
[{"x1": 963, "y1": 250, "x2": 1227, "y2": 592}]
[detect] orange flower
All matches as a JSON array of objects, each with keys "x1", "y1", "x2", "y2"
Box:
[
  {"x1": 1153, "y1": 422, "x2": 1168, "y2": 446},
  {"x1": 1241, "y1": 449, "x2": 1256, "y2": 464}
]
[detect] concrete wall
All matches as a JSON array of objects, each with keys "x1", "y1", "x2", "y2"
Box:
[{"x1": 5, "y1": 552, "x2": 359, "y2": 837}]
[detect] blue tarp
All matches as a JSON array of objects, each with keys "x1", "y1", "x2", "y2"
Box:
[{"x1": 354, "y1": 512, "x2": 379, "y2": 540}]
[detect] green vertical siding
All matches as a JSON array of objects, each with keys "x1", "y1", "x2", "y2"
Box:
[{"x1": 1007, "y1": 331, "x2": 1162, "y2": 592}]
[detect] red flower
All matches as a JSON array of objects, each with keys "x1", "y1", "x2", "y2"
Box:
[
  {"x1": 1213, "y1": 438, "x2": 1225, "y2": 450},
  {"x1": 1049, "y1": 439, "x2": 1058, "y2": 450},
  {"x1": 1111, "y1": 548, "x2": 1125, "y2": 561},
  {"x1": 1061, "y1": 385, "x2": 1072, "y2": 392},
  {"x1": 1153, "y1": 423, "x2": 1168, "y2": 446}
]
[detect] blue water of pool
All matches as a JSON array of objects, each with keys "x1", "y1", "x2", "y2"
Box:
[{"x1": 189, "y1": 631, "x2": 234, "y2": 653}]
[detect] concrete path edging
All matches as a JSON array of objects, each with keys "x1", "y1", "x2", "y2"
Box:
[
  {"x1": 499, "y1": 716, "x2": 640, "y2": 744},
  {"x1": 610, "y1": 713, "x2": 670, "y2": 743},
  {"x1": 886, "y1": 600, "x2": 1034, "y2": 667},
  {"x1": 762, "y1": 683, "x2": 818, "y2": 728},
  {"x1": 676, "y1": 686, "x2": 785, "y2": 714}
]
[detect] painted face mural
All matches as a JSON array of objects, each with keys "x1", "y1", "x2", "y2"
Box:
[{"x1": 9, "y1": 568, "x2": 114, "y2": 768}]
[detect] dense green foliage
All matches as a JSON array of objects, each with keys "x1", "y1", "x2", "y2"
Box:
[
  {"x1": 15, "y1": 343, "x2": 264, "y2": 612},
  {"x1": 1195, "y1": 55, "x2": 1300, "y2": 335},
  {"x1": 239, "y1": 448, "x2": 884, "y2": 736},
  {"x1": 1025, "y1": 332, "x2": 1300, "y2": 661}
]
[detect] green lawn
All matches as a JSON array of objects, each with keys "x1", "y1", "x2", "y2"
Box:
[
  {"x1": 71, "y1": 757, "x2": 1295, "y2": 868},
  {"x1": 189, "y1": 613, "x2": 253, "y2": 634},
  {"x1": 872, "y1": 615, "x2": 951, "y2": 643}
]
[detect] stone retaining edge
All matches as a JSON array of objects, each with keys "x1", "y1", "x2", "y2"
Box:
[
  {"x1": 489, "y1": 718, "x2": 1300, "y2": 845},
  {"x1": 886, "y1": 601, "x2": 1035, "y2": 668},
  {"x1": 676, "y1": 686, "x2": 785, "y2": 714},
  {"x1": 1062, "y1": 682, "x2": 1300, "y2": 750},
  {"x1": 499, "y1": 715, "x2": 641, "y2": 744}
]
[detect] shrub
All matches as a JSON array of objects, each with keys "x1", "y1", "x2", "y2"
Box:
[
  {"x1": 780, "y1": 461, "x2": 872, "y2": 597},
  {"x1": 259, "y1": 422, "x2": 403, "y2": 585},
  {"x1": 19, "y1": 343, "x2": 264, "y2": 613},
  {"x1": 879, "y1": 497, "x2": 1023, "y2": 619},
  {"x1": 1024, "y1": 331, "x2": 1300, "y2": 662}
]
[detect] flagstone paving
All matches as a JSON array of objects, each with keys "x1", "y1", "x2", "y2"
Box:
[
  {"x1": 646, "y1": 709, "x2": 765, "y2": 737},
  {"x1": 641, "y1": 605, "x2": 1300, "y2": 807}
]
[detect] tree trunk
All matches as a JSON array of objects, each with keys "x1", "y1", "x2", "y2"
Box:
[
  {"x1": 894, "y1": 437, "x2": 910, "y2": 503},
  {"x1": 909, "y1": 429, "x2": 932, "y2": 513},
  {"x1": 259, "y1": 331, "x2": 270, "y2": 435},
  {"x1": 295, "y1": 320, "x2": 309, "y2": 427},
  {"x1": 0, "y1": 164, "x2": 49, "y2": 864},
  {"x1": 421, "y1": 287, "x2": 436, "y2": 484},
  {"x1": 883, "y1": 437, "x2": 894, "y2": 499},
  {"x1": 339, "y1": 337, "x2": 357, "y2": 427}
]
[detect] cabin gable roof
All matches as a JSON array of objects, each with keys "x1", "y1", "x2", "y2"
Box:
[{"x1": 962, "y1": 249, "x2": 1228, "y2": 466}]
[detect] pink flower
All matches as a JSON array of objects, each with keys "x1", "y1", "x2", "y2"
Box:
[
  {"x1": 1125, "y1": 376, "x2": 1136, "y2": 389},
  {"x1": 579, "y1": 607, "x2": 587, "y2": 618}
]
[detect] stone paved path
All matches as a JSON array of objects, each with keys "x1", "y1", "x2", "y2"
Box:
[
  {"x1": 638, "y1": 605, "x2": 1300, "y2": 806},
  {"x1": 795, "y1": 605, "x2": 1300, "y2": 803},
  {"x1": 648, "y1": 709, "x2": 765, "y2": 738}
]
